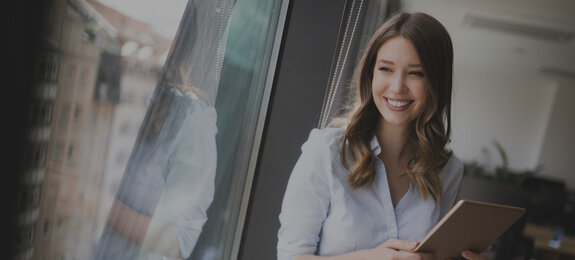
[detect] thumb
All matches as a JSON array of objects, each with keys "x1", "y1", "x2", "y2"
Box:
[{"x1": 383, "y1": 239, "x2": 419, "y2": 251}]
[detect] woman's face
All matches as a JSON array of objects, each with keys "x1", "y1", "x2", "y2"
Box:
[{"x1": 371, "y1": 36, "x2": 429, "y2": 129}]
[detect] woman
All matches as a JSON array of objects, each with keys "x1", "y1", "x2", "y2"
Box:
[
  {"x1": 94, "y1": 81, "x2": 218, "y2": 259},
  {"x1": 277, "y1": 12, "x2": 486, "y2": 260}
]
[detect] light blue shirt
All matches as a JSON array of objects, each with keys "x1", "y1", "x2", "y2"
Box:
[
  {"x1": 277, "y1": 127, "x2": 463, "y2": 260},
  {"x1": 94, "y1": 88, "x2": 217, "y2": 259}
]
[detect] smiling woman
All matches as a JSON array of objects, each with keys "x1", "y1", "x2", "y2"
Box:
[{"x1": 277, "y1": 12, "x2": 487, "y2": 260}]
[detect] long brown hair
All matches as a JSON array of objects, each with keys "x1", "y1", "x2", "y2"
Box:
[{"x1": 339, "y1": 12, "x2": 453, "y2": 200}]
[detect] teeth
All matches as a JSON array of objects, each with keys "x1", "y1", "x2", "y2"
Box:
[{"x1": 387, "y1": 99, "x2": 410, "y2": 107}]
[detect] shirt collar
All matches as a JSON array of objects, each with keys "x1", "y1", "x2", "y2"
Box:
[{"x1": 369, "y1": 135, "x2": 381, "y2": 155}]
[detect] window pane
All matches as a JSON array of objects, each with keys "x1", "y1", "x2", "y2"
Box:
[
  {"x1": 21, "y1": 0, "x2": 286, "y2": 259},
  {"x1": 94, "y1": 0, "x2": 286, "y2": 258}
]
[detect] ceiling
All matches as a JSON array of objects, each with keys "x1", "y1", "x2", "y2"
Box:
[{"x1": 402, "y1": 0, "x2": 575, "y2": 81}]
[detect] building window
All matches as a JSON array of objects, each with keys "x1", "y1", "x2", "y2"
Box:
[
  {"x1": 45, "y1": 184, "x2": 56, "y2": 201},
  {"x1": 43, "y1": 221, "x2": 50, "y2": 234},
  {"x1": 21, "y1": 184, "x2": 42, "y2": 208},
  {"x1": 50, "y1": 56, "x2": 60, "y2": 82},
  {"x1": 32, "y1": 184, "x2": 42, "y2": 207},
  {"x1": 56, "y1": 217, "x2": 66, "y2": 239},
  {"x1": 37, "y1": 54, "x2": 60, "y2": 83},
  {"x1": 59, "y1": 182, "x2": 68, "y2": 200},
  {"x1": 65, "y1": 64, "x2": 75, "y2": 83},
  {"x1": 67, "y1": 144, "x2": 74, "y2": 162},
  {"x1": 59, "y1": 104, "x2": 69, "y2": 126},
  {"x1": 24, "y1": 142, "x2": 47, "y2": 169},
  {"x1": 30, "y1": 101, "x2": 53, "y2": 126},
  {"x1": 16, "y1": 225, "x2": 35, "y2": 249},
  {"x1": 37, "y1": 56, "x2": 48, "y2": 82},
  {"x1": 78, "y1": 68, "x2": 87, "y2": 86},
  {"x1": 73, "y1": 105, "x2": 81, "y2": 123},
  {"x1": 53, "y1": 143, "x2": 62, "y2": 162}
]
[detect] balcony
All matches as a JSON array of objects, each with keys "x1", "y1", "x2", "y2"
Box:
[
  {"x1": 22, "y1": 168, "x2": 45, "y2": 185},
  {"x1": 29, "y1": 126, "x2": 51, "y2": 142},
  {"x1": 35, "y1": 83, "x2": 57, "y2": 100},
  {"x1": 18, "y1": 208, "x2": 39, "y2": 227}
]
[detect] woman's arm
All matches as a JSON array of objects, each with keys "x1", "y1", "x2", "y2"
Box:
[{"x1": 106, "y1": 199, "x2": 182, "y2": 259}]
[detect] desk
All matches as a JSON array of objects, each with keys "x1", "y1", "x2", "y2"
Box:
[{"x1": 523, "y1": 223, "x2": 575, "y2": 259}]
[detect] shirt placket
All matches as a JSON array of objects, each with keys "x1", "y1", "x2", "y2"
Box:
[{"x1": 375, "y1": 159, "x2": 399, "y2": 238}]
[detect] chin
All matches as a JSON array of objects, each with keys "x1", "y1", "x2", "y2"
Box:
[{"x1": 381, "y1": 116, "x2": 411, "y2": 127}]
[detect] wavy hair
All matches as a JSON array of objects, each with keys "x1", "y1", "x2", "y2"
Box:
[{"x1": 339, "y1": 12, "x2": 453, "y2": 200}]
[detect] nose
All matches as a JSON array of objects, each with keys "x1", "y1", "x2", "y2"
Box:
[{"x1": 389, "y1": 72, "x2": 407, "y2": 93}]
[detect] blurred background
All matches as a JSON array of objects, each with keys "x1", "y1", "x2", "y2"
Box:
[{"x1": 4, "y1": 0, "x2": 574, "y2": 259}]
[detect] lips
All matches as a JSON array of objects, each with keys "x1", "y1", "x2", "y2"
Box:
[{"x1": 385, "y1": 97, "x2": 413, "y2": 111}]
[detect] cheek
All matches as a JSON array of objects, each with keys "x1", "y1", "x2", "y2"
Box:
[
  {"x1": 371, "y1": 75, "x2": 386, "y2": 95},
  {"x1": 413, "y1": 83, "x2": 429, "y2": 104}
]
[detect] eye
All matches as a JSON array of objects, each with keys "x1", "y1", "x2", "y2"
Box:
[
  {"x1": 378, "y1": 67, "x2": 392, "y2": 72},
  {"x1": 409, "y1": 71, "x2": 425, "y2": 77}
]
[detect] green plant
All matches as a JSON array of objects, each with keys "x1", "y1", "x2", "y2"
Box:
[{"x1": 463, "y1": 140, "x2": 540, "y2": 187}]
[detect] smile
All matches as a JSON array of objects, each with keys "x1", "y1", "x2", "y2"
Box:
[{"x1": 385, "y1": 97, "x2": 413, "y2": 111}]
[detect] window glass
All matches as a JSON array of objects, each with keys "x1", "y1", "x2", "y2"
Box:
[
  {"x1": 23, "y1": 0, "x2": 286, "y2": 259},
  {"x1": 65, "y1": 64, "x2": 75, "y2": 83},
  {"x1": 320, "y1": 0, "x2": 392, "y2": 127}
]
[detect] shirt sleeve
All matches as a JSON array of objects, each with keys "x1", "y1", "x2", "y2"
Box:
[
  {"x1": 439, "y1": 154, "x2": 464, "y2": 217},
  {"x1": 277, "y1": 128, "x2": 335, "y2": 260},
  {"x1": 152, "y1": 99, "x2": 218, "y2": 258}
]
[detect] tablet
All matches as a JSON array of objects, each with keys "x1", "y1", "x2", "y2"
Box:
[{"x1": 412, "y1": 199, "x2": 525, "y2": 259}]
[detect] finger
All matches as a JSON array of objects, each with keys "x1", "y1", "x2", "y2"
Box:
[
  {"x1": 462, "y1": 250, "x2": 486, "y2": 260},
  {"x1": 484, "y1": 244, "x2": 492, "y2": 252},
  {"x1": 383, "y1": 239, "x2": 419, "y2": 251},
  {"x1": 416, "y1": 252, "x2": 435, "y2": 260},
  {"x1": 390, "y1": 251, "x2": 433, "y2": 260}
]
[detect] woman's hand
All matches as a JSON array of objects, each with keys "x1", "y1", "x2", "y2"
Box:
[
  {"x1": 458, "y1": 244, "x2": 491, "y2": 260},
  {"x1": 460, "y1": 250, "x2": 485, "y2": 260},
  {"x1": 363, "y1": 238, "x2": 435, "y2": 260}
]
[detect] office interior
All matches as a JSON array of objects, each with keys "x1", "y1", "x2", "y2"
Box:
[{"x1": 4, "y1": 0, "x2": 575, "y2": 259}]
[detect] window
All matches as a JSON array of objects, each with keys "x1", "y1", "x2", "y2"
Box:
[
  {"x1": 16, "y1": 225, "x2": 35, "y2": 249},
  {"x1": 65, "y1": 64, "x2": 75, "y2": 83},
  {"x1": 21, "y1": 184, "x2": 42, "y2": 208},
  {"x1": 59, "y1": 104, "x2": 69, "y2": 126},
  {"x1": 67, "y1": 144, "x2": 74, "y2": 162},
  {"x1": 24, "y1": 142, "x2": 47, "y2": 168},
  {"x1": 30, "y1": 101, "x2": 54, "y2": 126},
  {"x1": 78, "y1": 68, "x2": 87, "y2": 86},
  {"x1": 59, "y1": 181, "x2": 67, "y2": 200},
  {"x1": 37, "y1": 56, "x2": 48, "y2": 81},
  {"x1": 90, "y1": 0, "x2": 289, "y2": 259},
  {"x1": 37, "y1": 54, "x2": 59, "y2": 83},
  {"x1": 53, "y1": 143, "x2": 62, "y2": 162},
  {"x1": 43, "y1": 221, "x2": 49, "y2": 234},
  {"x1": 73, "y1": 105, "x2": 81, "y2": 123},
  {"x1": 51, "y1": 57, "x2": 60, "y2": 82},
  {"x1": 23, "y1": 0, "x2": 313, "y2": 259},
  {"x1": 45, "y1": 184, "x2": 56, "y2": 202}
]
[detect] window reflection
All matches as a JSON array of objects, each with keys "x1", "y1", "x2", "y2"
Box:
[
  {"x1": 94, "y1": 82, "x2": 218, "y2": 259},
  {"x1": 19, "y1": 0, "x2": 285, "y2": 259}
]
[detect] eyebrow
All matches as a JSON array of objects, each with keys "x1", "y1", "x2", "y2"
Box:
[{"x1": 376, "y1": 59, "x2": 423, "y2": 68}]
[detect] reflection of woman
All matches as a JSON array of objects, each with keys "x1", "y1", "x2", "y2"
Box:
[
  {"x1": 93, "y1": 84, "x2": 217, "y2": 259},
  {"x1": 278, "y1": 13, "x2": 486, "y2": 260}
]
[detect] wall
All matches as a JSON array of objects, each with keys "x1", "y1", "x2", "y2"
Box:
[
  {"x1": 537, "y1": 80, "x2": 575, "y2": 189},
  {"x1": 450, "y1": 69, "x2": 557, "y2": 171}
]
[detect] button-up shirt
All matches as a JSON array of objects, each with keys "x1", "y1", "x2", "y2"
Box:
[{"x1": 277, "y1": 127, "x2": 463, "y2": 260}]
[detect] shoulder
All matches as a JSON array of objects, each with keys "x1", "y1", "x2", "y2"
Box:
[
  {"x1": 301, "y1": 127, "x2": 345, "y2": 154},
  {"x1": 171, "y1": 88, "x2": 217, "y2": 118},
  {"x1": 440, "y1": 152, "x2": 464, "y2": 186}
]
